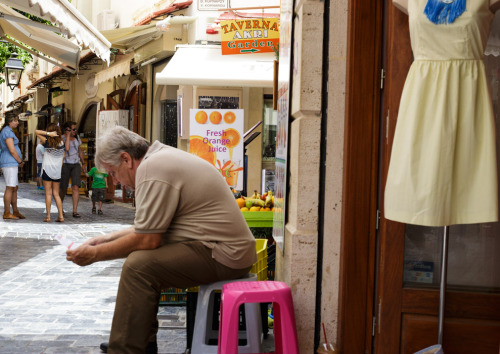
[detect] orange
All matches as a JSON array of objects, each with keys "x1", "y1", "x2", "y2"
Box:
[
  {"x1": 236, "y1": 198, "x2": 245, "y2": 208},
  {"x1": 223, "y1": 128, "x2": 241, "y2": 148},
  {"x1": 195, "y1": 111, "x2": 208, "y2": 124},
  {"x1": 223, "y1": 111, "x2": 236, "y2": 124},
  {"x1": 209, "y1": 111, "x2": 222, "y2": 124},
  {"x1": 189, "y1": 136, "x2": 216, "y2": 165}
]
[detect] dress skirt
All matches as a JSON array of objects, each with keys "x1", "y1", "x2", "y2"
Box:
[{"x1": 384, "y1": 59, "x2": 498, "y2": 226}]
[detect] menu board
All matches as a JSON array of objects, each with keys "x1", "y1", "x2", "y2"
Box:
[
  {"x1": 97, "y1": 110, "x2": 128, "y2": 140},
  {"x1": 273, "y1": 0, "x2": 293, "y2": 251},
  {"x1": 189, "y1": 109, "x2": 244, "y2": 190}
]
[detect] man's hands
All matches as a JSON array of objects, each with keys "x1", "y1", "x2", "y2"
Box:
[
  {"x1": 65, "y1": 228, "x2": 162, "y2": 267},
  {"x1": 65, "y1": 235, "x2": 108, "y2": 266},
  {"x1": 66, "y1": 244, "x2": 97, "y2": 266}
]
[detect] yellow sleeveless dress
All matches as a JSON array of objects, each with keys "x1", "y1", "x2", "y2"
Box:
[{"x1": 384, "y1": 0, "x2": 498, "y2": 226}]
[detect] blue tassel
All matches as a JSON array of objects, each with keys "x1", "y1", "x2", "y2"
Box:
[{"x1": 424, "y1": 0, "x2": 466, "y2": 24}]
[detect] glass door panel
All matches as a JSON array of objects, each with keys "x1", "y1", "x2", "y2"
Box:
[{"x1": 404, "y1": 224, "x2": 500, "y2": 290}]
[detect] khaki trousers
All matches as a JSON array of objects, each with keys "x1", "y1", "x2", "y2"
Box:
[{"x1": 108, "y1": 240, "x2": 251, "y2": 354}]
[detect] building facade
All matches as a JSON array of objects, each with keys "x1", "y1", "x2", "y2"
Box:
[{"x1": 1, "y1": 0, "x2": 499, "y2": 353}]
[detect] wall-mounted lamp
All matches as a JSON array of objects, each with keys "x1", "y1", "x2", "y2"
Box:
[{"x1": 5, "y1": 52, "x2": 24, "y2": 91}]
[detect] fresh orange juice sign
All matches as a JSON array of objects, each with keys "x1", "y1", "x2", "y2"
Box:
[
  {"x1": 190, "y1": 109, "x2": 244, "y2": 190},
  {"x1": 220, "y1": 18, "x2": 279, "y2": 55}
]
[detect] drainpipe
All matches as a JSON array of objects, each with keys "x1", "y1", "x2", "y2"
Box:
[{"x1": 314, "y1": 0, "x2": 330, "y2": 351}]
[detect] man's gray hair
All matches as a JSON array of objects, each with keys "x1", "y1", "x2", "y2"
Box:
[{"x1": 95, "y1": 126, "x2": 150, "y2": 169}]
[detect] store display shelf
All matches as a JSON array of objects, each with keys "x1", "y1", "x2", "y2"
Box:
[{"x1": 242, "y1": 211, "x2": 273, "y2": 228}]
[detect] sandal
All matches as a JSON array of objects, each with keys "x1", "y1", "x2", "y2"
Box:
[
  {"x1": 3, "y1": 212, "x2": 19, "y2": 220},
  {"x1": 13, "y1": 211, "x2": 25, "y2": 219},
  {"x1": 73, "y1": 213, "x2": 81, "y2": 218},
  {"x1": 92, "y1": 207, "x2": 96, "y2": 214},
  {"x1": 55, "y1": 218, "x2": 64, "y2": 223},
  {"x1": 43, "y1": 217, "x2": 50, "y2": 222},
  {"x1": 98, "y1": 210, "x2": 103, "y2": 215}
]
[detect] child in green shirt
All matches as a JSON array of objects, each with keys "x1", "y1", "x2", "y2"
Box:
[{"x1": 87, "y1": 166, "x2": 108, "y2": 215}]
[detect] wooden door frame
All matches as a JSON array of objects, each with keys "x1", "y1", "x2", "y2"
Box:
[
  {"x1": 373, "y1": 1, "x2": 413, "y2": 353},
  {"x1": 125, "y1": 79, "x2": 143, "y2": 134},
  {"x1": 337, "y1": 0, "x2": 384, "y2": 352}
]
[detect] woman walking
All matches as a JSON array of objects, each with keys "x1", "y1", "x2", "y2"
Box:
[
  {"x1": 36, "y1": 123, "x2": 65, "y2": 222},
  {"x1": 59, "y1": 121, "x2": 85, "y2": 218},
  {"x1": 0, "y1": 116, "x2": 25, "y2": 220}
]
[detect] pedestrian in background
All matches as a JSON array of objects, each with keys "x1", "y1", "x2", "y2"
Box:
[
  {"x1": 36, "y1": 124, "x2": 65, "y2": 223},
  {"x1": 0, "y1": 116, "x2": 25, "y2": 220},
  {"x1": 59, "y1": 121, "x2": 85, "y2": 218},
  {"x1": 36, "y1": 140, "x2": 45, "y2": 190},
  {"x1": 86, "y1": 164, "x2": 108, "y2": 215}
]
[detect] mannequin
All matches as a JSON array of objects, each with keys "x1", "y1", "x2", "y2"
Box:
[
  {"x1": 393, "y1": 0, "x2": 500, "y2": 13},
  {"x1": 388, "y1": 0, "x2": 500, "y2": 346}
]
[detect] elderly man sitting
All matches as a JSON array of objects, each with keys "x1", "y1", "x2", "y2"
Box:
[{"x1": 66, "y1": 126, "x2": 256, "y2": 353}]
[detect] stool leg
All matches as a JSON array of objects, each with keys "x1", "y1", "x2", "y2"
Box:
[
  {"x1": 276, "y1": 296, "x2": 299, "y2": 354},
  {"x1": 218, "y1": 294, "x2": 242, "y2": 354},
  {"x1": 192, "y1": 285, "x2": 221, "y2": 353},
  {"x1": 242, "y1": 302, "x2": 263, "y2": 353},
  {"x1": 192, "y1": 287, "x2": 210, "y2": 353},
  {"x1": 273, "y1": 303, "x2": 283, "y2": 354}
]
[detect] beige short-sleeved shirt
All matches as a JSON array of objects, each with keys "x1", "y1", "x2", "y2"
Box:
[{"x1": 134, "y1": 141, "x2": 257, "y2": 269}]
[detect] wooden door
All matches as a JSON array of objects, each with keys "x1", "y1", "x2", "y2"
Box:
[
  {"x1": 125, "y1": 80, "x2": 146, "y2": 136},
  {"x1": 375, "y1": 2, "x2": 500, "y2": 353}
]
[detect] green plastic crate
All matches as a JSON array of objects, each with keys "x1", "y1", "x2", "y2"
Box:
[{"x1": 159, "y1": 287, "x2": 187, "y2": 306}]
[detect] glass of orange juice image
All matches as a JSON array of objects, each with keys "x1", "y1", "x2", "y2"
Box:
[{"x1": 222, "y1": 159, "x2": 242, "y2": 187}]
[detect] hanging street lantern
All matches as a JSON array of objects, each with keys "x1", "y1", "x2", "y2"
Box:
[{"x1": 4, "y1": 52, "x2": 24, "y2": 91}]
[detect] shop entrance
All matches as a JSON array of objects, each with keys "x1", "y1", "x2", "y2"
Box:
[
  {"x1": 160, "y1": 100, "x2": 177, "y2": 148},
  {"x1": 374, "y1": 2, "x2": 500, "y2": 353}
]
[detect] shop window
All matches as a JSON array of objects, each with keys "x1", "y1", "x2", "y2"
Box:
[
  {"x1": 262, "y1": 96, "x2": 276, "y2": 162},
  {"x1": 198, "y1": 96, "x2": 239, "y2": 109},
  {"x1": 160, "y1": 100, "x2": 178, "y2": 148},
  {"x1": 261, "y1": 96, "x2": 276, "y2": 193}
]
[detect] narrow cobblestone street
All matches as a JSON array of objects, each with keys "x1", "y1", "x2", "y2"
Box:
[{"x1": 0, "y1": 180, "x2": 187, "y2": 353}]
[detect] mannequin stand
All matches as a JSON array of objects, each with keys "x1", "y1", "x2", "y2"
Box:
[{"x1": 438, "y1": 226, "x2": 450, "y2": 345}]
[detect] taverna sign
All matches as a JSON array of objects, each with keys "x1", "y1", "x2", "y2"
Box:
[{"x1": 220, "y1": 18, "x2": 279, "y2": 55}]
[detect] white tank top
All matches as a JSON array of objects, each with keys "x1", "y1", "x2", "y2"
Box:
[{"x1": 42, "y1": 142, "x2": 65, "y2": 180}]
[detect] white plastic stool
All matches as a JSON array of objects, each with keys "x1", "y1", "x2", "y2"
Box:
[{"x1": 191, "y1": 273, "x2": 262, "y2": 354}]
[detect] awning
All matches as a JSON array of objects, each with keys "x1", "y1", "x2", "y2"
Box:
[
  {"x1": 0, "y1": 0, "x2": 111, "y2": 63},
  {"x1": 156, "y1": 45, "x2": 275, "y2": 87},
  {"x1": 101, "y1": 21, "x2": 189, "y2": 65},
  {"x1": 133, "y1": 0, "x2": 192, "y2": 26},
  {"x1": 0, "y1": 4, "x2": 81, "y2": 72},
  {"x1": 94, "y1": 54, "x2": 133, "y2": 85},
  {"x1": 27, "y1": 50, "x2": 96, "y2": 89},
  {"x1": 7, "y1": 91, "x2": 33, "y2": 107},
  {"x1": 101, "y1": 24, "x2": 159, "y2": 52}
]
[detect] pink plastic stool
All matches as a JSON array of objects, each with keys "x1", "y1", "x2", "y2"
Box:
[{"x1": 218, "y1": 281, "x2": 299, "y2": 354}]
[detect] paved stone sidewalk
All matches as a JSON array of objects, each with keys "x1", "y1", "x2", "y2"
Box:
[{"x1": 0, "y1": 180, "x2": 187, "y2": 353}]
